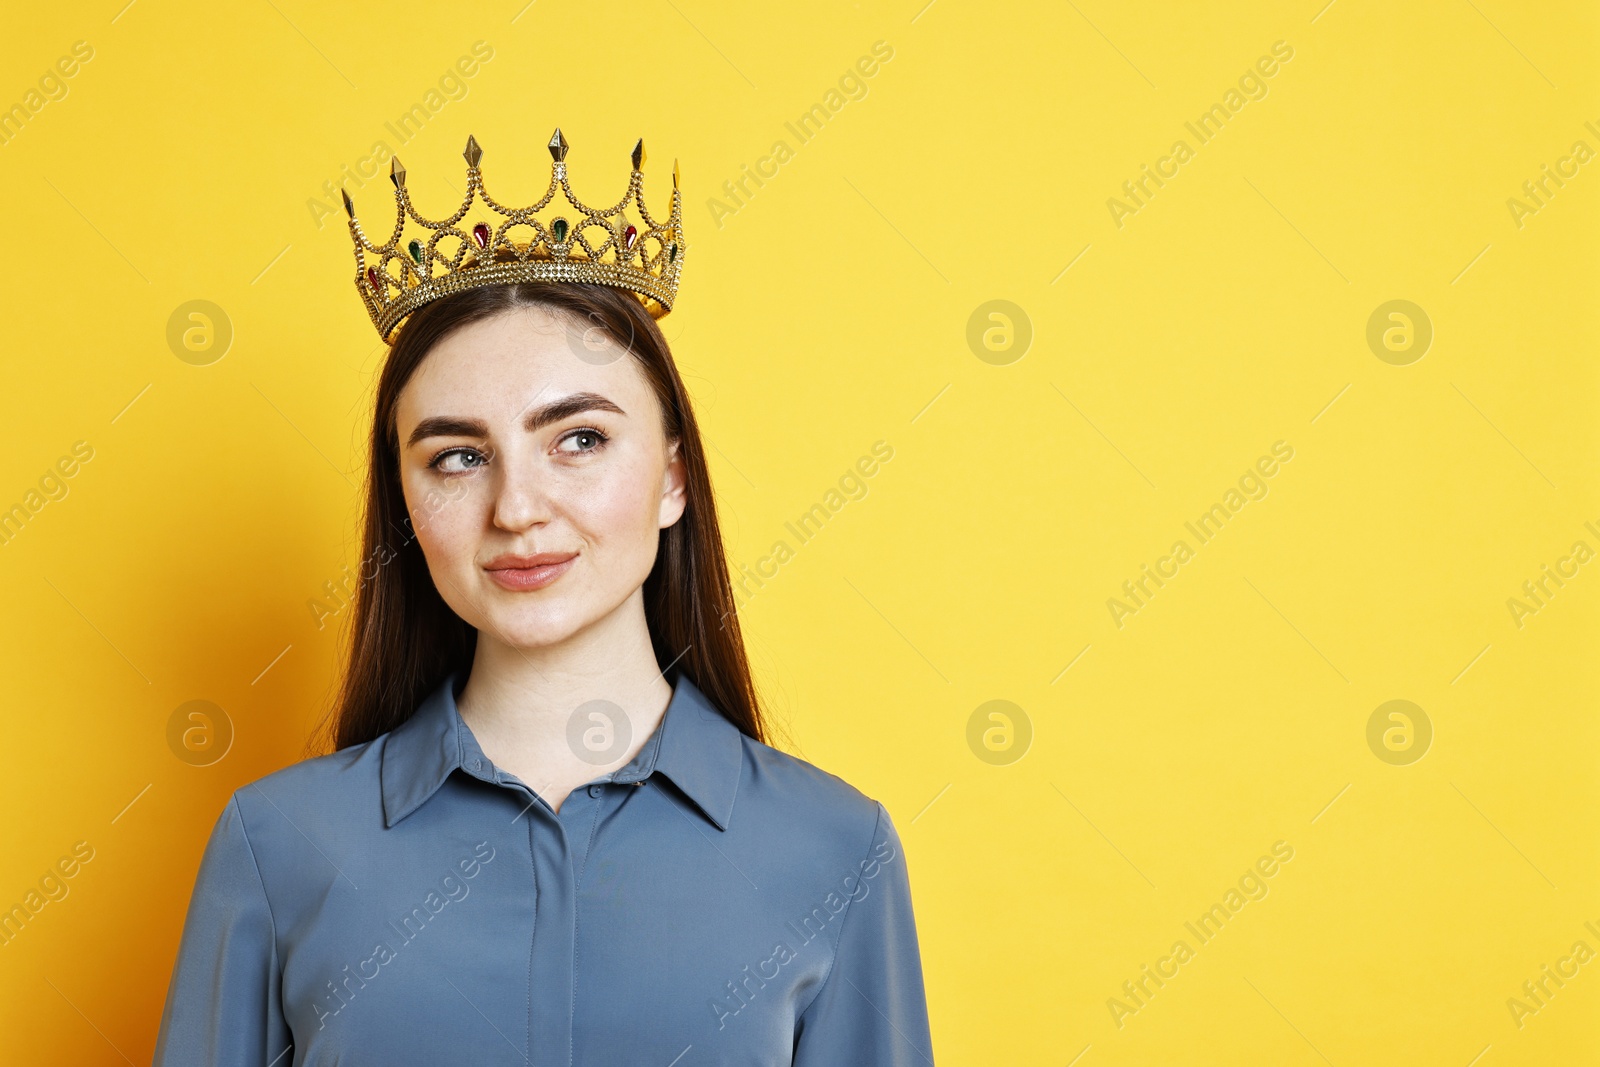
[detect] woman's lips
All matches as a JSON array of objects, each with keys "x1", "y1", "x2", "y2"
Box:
[{"x1": 484, "y1": 553, "x2": 577, "y2": 591}]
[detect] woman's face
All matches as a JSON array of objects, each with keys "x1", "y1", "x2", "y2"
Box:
[{"x1": 392, "y1": 304, "x2": 685, "y2": 651}]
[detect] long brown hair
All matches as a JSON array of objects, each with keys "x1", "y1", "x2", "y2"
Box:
[{"x1": 309, "y1": 281, "x2": 767, "y2": 754}]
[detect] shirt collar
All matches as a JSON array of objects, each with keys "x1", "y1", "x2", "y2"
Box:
[{"x1": 380, "y1": 669, "x2": 745, "y2": 832}]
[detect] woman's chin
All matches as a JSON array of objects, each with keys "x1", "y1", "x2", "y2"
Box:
[{"x1": 475, "y1": 608, "x2": 590, "y2": 652}]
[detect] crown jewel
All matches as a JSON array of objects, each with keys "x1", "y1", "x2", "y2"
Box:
[{"x1": 342, "y1": 128, "x2": 685, "y2": 341}]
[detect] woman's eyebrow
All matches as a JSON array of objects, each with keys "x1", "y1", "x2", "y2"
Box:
[{"x1": 405, "y1": 393, "x2": 628, "y2": 448}]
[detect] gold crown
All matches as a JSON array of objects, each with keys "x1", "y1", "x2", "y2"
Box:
[{"x1": 342, "y1": 128, "x2": 685, "y2": 341}]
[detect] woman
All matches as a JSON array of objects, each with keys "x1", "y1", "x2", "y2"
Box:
[{"x1": 152, "y1": 131, "x2": 934, "y2": 1065}]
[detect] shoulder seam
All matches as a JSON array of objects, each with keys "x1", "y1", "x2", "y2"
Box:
[
  {"x1": 725, "y1": 729, "x2": 746, "y2": 830},
  {"x1": 231, "y1": 791, "x2": 283, "y2": 974},
  {"x1": 794, "y1": 798, "x2": 884, "y2": 1021},
  {"x1": 745, "y1": 742, "x2": 873, "y2": 807}
]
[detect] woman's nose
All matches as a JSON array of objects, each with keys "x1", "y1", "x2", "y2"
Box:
[{"x1": 491, "y1": 457, "x2": 551, "y2": 531}]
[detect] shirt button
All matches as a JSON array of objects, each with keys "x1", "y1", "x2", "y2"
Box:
[
  {"x1": 588, "y1": 785, "x2": 602, "y2": 798},
  {"x1": 470, "y1": 758, "x2": 482, "y2": 770}
]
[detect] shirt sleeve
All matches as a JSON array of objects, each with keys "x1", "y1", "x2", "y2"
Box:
[
  {"x1": 792, "y1": 801, "x2": 935, "y2": 1066},
  {"x1": 152, "y1": 792, "x2": 293, "y2": 1066}
]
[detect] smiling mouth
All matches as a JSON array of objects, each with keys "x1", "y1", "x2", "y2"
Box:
[{"x1": 483, "y1": 553, "x2": 577, "y2": 591}]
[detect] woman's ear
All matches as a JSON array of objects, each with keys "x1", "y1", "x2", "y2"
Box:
[{"x1": 659, "y1": 439, "x2": 688, "y2": 528}]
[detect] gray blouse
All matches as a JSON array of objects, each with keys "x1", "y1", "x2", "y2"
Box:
[{"x1": 152, "y1": 669, "x2": 935, "y2": 1065}]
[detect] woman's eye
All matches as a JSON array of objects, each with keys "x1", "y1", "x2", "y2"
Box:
[
  {"x1": 430, "y1": 448, "x2": 486, "y2": 473},
  {"x1": 557, "y1": 428, "x2": 609, "y2": 455}
]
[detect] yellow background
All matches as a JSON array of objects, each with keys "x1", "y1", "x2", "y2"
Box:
[{"x1": 1, "y1": 1, "x2": 1596, "y2": 1063}]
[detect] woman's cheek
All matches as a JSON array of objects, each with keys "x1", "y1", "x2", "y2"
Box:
[
  {"x1": 405, "y1": 478, "x2": 481, "y2": 570},
  {"x1": 581, "y1": 457, "x2": 662, "y2": 534}
]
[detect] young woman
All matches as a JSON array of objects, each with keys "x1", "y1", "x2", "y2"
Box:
[{"x1": 152, "y1": 133, "x2": 934, "y2": 1065}]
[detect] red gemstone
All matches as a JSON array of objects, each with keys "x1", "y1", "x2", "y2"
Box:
[
  {"x1": 366, "y1": 266, "x2": 380, "y2": 290},
  {"x1": 624, "y1": 225, "x2": 637, "y2": 249},
  {"x1": 472, "y1": 222, "x2": 490, "y2": 249}
]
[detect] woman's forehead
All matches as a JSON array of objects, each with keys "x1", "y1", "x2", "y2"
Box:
[
  {"x1": 430, "y1": 306, "x2": 628, "y2": 365},
  {"x1": 401, "y1": 309, "x2": 646, "y2": 415}
]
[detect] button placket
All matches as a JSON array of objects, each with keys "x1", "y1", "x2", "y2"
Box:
[{"x1": 527, "y1": 792, "x2": 577, "y2": 1066}]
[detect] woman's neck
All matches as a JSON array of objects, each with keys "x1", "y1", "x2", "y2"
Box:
[{"x1": 453, "y1": 595, "x2": 674, "y2": 808}]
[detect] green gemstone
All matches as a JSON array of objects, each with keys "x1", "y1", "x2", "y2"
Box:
[
  {"x1": 668, "y1": 242, "x2": 677, "y2": 263},
  {"x1": 407, "y1": 239, "x2": 423, "y2": 264},
  {"x1": 552, "y1": 217, "x2": 568, "y2": 242}
]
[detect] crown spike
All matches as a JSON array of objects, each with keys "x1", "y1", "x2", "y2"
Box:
[
  {"x1": 673, "y1": 159, "x2": 680, "y2": 190},
  {"x1": 463, "y1": 135, "x2": 482, "y2": 168},
  {"x1": 341, "y1": 188, "x2": 355, "y2": 218},
  {"x1": 390, "y1": 156, "x2": 406, "y2": 188},
  {"x1": 548, "y1": 127, "x2": 569, "y2": 162},
  {"x1": 631, "y1": 138, "x2": 645, "y2": 171}
]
